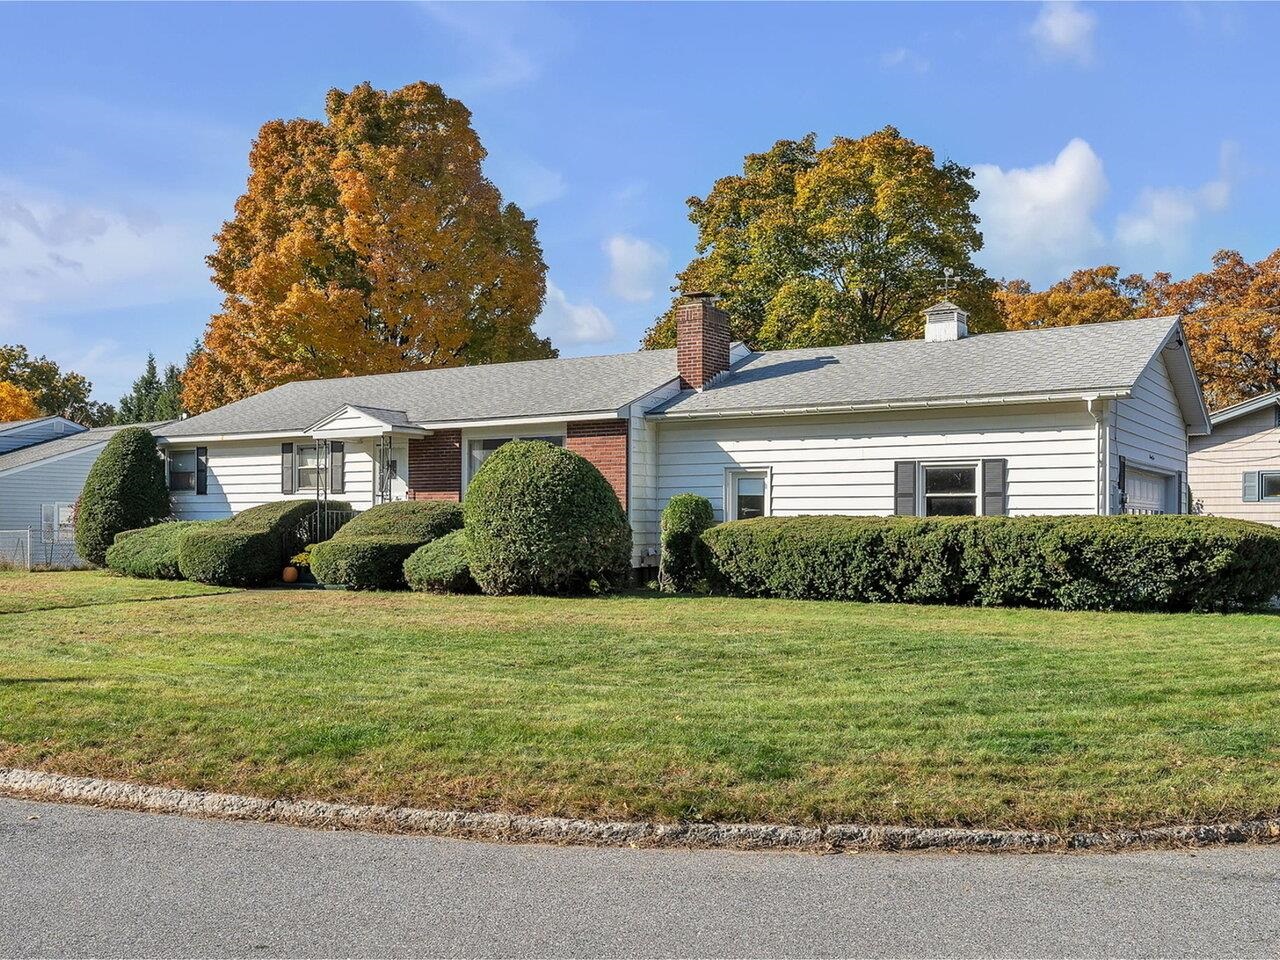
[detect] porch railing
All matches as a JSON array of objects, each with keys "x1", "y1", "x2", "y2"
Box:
[{"x1": 297, "y1": 505, "x2": 358, "y2": 546}]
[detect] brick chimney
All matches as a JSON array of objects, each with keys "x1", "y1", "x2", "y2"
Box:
[
  {"x1": 923, "y1": 300, "x2": 970, "y2": 342},
  {"x1": 676, "y1": 292, "x2": 731, "y2": 390}
]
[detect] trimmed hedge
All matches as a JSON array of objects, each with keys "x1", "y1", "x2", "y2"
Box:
[
  {"x1": 310, "y1": 500, "x2": 463, "y2": 590},
  {"x1": 105, "y1": 521, "x2": 213, "y2": 580},
  {"x1": 464, "y1": 440, "x2": 631, "y2": 595},
  {"x1": 404, "y1": 529, "x2": 477, "y2": 594},
  {"x1": 177, "y1": 500, "x2": 346, "y2": 587},
  {"x1": 657, "y1": 494, "x2": 715, "y2": 593},
  {"x1": 701, "y1": 515, "x2": 1280, "y2": 613},
  {"x1": 74, "y1": 427, "x2": 169, "y2": 566}
]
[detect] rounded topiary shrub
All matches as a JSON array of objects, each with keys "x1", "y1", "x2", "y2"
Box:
[
  {"x1": 74, "y1": 427, "x2": 170, "y2": 566},
  {"x1": 105, "y1": 520, "x2": 213, "y2": 580},
  {"x1": 310, "y1": 500, "x2": 464, "y2": 590},
  {"x1": 657, "y1": 493, "x2": 715, "y2": 593},
  {"x1": 177, "y1": 499, "x2": 341, "y2": 587},
  {"x1": 404, "y1": 529, "x2": 476, "y2": 594},
  {"x1": 463, "y1": 439, "x2": 631, "y2": 595}
]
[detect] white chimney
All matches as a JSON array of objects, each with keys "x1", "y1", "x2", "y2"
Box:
[{"x1": 923, "y1": 300, "x2": 969, "y2": 342}]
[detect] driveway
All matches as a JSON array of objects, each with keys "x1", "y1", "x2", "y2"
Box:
[{"x1": 1, "y1": 797, "x2": 1278, "y2": 958}]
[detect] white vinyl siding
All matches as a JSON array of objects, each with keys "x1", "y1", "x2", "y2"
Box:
[
  {"x1": 629, "y1": 380, "x2": 682, "y2": 566},
  {"x1": 0, "y1": 442, "x2": 106, "y2": 565},
  {"x1": 168, "y1": 438, "x2": 379, "y2": 519},
  {"x1": 1111, "y1": 353, "x2": 1188, "y2": 513},
  {"x1": 649, "y1": 402, "x2": 1100, "y2": 534},
  {"x1": 1189, "y1": 405, "x2": 1280, "y2": 525}
]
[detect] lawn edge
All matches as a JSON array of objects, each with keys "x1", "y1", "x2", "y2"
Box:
[{"x1": 4, "y1": 767, "x2": 1280, "y2": 854}]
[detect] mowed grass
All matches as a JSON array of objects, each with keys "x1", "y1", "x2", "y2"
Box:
[{"x1": 1, "y1": 570, "x2": 1279, "y2": 831}]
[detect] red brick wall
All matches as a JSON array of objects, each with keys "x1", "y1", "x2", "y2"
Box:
[
  {"x1": 407, "y1": 430, "x2": 461, "y2": 502},
  {"x1": 566, "y1": 419, "x2": 628, "y2": 510},
  {"x1": 676, "y1": 296, "x2": 731, "y2": 390}
]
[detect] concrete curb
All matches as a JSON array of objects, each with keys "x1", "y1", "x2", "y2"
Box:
[{"x1": 3, "y1": 767, "x2": 1279, "y2": 853}]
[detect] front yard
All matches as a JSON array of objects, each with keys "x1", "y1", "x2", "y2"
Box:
[{"x1": 1, "y1": 569, "x2": 1278, "y2": 832}]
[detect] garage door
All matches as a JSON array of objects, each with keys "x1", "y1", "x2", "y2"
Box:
[{"x1": 1125, "y1": 468, "x2": 1168, "y2": 514}]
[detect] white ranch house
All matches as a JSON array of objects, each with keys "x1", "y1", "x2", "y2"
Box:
[{"x1": 152, "y1": 297, "x2": 1211, "y2": 567}]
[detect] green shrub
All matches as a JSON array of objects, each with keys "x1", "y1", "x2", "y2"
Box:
[
  {"x1": 464, "y1": 440, "x2": 631, "y2": 595},
  {"x1": 657, "y1": 494, "x2": 715, "y2": 593},
  {"x1": 74, "y1": 427, "x2": 169, "y2": 566},
  {"x1": 177, "y1": 500, "x2": 346, "y2": 586},
  {"x1": 310, "y1": 501, "x2": 463, "y2": 590},
  {"x1": 701, "y1": 515, "x2": 1280, "y2": 613},
  {"x1": 404, "y1": 529, "x2": 476, "y2": 594},
  {"x1": 105, "y1": 521, "x2": 213, "y2": 580}
]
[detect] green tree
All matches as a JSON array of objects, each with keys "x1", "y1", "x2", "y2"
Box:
[
  {"x1": 644, "y1": 127, "x2": 998, "y2": 350},
  {"x1": 116, "y1": 354, "x2": 185, "y2": 424},
  {"x1": 0, "y1": 344, "x2": 115, "y2": 425},
  {"x1": 74, "y1": 427, "x2": 170, "y2": 566}
]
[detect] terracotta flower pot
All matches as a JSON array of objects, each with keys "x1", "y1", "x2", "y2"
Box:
[{"x1": 282, "y1": 565, "x2": 299, "y2": 584}]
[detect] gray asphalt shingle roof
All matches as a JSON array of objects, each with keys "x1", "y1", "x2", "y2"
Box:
[
  {"x1": 651, "y1": 316, "x2": 1181, "y2": 417},
  {"x1": 0, "y1": 416, "x2": 57, "y2": 432},
  {"x1": 156, "y1": 316, "x2": 1185, "y2": 438},
  {"x1": 0, "y1": 422, "x2": 169, "y2": 474},
  {"x1": 159, "y1": 350, "x2": 681, "y2": 439}
]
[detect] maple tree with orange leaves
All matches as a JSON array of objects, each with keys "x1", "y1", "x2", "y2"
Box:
[{"x1": 184, "y1": 82, "x2": 553, "y2": 414}]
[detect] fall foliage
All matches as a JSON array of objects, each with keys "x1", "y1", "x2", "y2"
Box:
[
  {"x1": 996, "y1": 250, "x2": 1280, "y2": 409},
  {"x1": 0, "y1": 344, "x2": 113, "y2": 425},
  {"x1": 185, "y1": 81, "x2": 553, "y2": 414},
  {"x1": 0, "y1": 381, "x2": 40, "y2": 422},
  {"x1": 644, "y1": 127, "x2": 997, "y2": 350}
]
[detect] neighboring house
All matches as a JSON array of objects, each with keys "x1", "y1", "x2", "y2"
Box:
[
  {"x1": 154, "y1": 298, "x2": 1211, "y2": 567},
  {"x1": 1189, "y1": 392, "x2": 1280, "y2": 525},
  {"x1": 0, "y1": 416, "x2": 85, "y2": 455},
  {"x1": 0, "y1": 422, "x2": 169, "y2": 566}
]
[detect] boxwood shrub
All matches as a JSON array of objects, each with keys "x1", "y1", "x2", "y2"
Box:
[
  {"x1": 73, "y1": 427, "x2": 169, "y2": 566},
  {"x1": 310, "y1": 500, "x2": 463, "y2": 590},
  {"x1": 657, "y1": 493, "x2": 715, "y2": 593},
  {"x1": 105, "y1": 521, "x2": 214, "y2": 580},
  {"x1": 701, "y1": 515, "x2": 1280, "y2": 613},
  {"x1": 464, "y1": 440, "x2": 631, "y2": 595},
  {"x1": 177, "y1": 499, "x2": 346, "y2": 587},
  {"x1": 404, "y1": 529, "x2": 476, "y2": 594}
]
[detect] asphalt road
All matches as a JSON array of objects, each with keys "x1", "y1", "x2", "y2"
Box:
[{"x1": 2, "y1": 797, "x2": 1279, "y2": 959}]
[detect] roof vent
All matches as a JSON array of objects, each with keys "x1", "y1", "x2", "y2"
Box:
[{"x1": 923, "y1": 300, "x2": 969, "y2": 342}]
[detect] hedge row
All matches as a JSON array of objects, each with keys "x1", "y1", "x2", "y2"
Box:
[
  {"x1": 404, "y1": 529, "x2": 477, "y2": 594},
  {"x1": 178, "y1": 500, "x2": 343, "y2": 587},
  {"x1": 310, "y1": 501, "x2": 463, "y2": 590},
  {"x1": 105, "y1": 521, "x2": 214, "y2": 580},
  {"x1": 700, "y1": 515, "x2": 1280, "y2": 613}
]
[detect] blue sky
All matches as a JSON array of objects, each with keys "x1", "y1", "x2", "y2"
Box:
[{"x1": 1, "y1": 1, "x2": 1277, "y2": 404}]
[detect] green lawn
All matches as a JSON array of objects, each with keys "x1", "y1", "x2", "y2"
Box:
[{"x1": 1, "y1": 569, "x2": 1278, "y2": 832}]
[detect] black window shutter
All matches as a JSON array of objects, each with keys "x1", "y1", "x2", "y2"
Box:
[
  {"x1": 982, "y1": 459, "x2": 1008, "y2": 516},
  {"x1": 330, "y1": 441, "x2": 345, "y2": 495},
  {"x1": 1243, "y1": 471, "x2": 1260, "y2": 502},
  {"x1": 893, "y1": 461, "x2": 918, "y2": 516},
  {"x1": 1117, "y1": 456, "x2": 1127, "y2": 512},
  {"x1": 282, "y1": 442, "x2": 295, "y2": 494},
  {"x1": 195, "y1": 447, "x2": 208, "y2": 496},
  {"x1": 1176, "y1": 470, "x2": 1185, "y2": 514}
]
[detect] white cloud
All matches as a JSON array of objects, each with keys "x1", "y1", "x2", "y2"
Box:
[
  {"x1": 536, "y1": 281, "x2": 615, "y2": 345},
  {"x1": 604, "y1": 234, "x2": 668, "y2": 303},
  {"x1": 880, "y1": 47, "x2": 930, "y2": 74},
  {"x1": 1030, "y1": 2, "x2": 1097, "y2": 65},
  {"x1": 1115, "y1": 143, "x2": 1235, "y2": 254},
  {"x1": 972, "y1": 138, "x2": 1108, "y2": 280},
  {"x1": 0, "y1": 178, "x2": 209, "y2": 324}
]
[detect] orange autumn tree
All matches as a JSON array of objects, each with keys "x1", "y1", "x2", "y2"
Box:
[
  {"x1": 995, "y1": 265, "x2": 1158, "y2": 330},
  {"x1": 1151, "y1": 249, "x2": 1280, "y2": 409},
  {"x1": 184, "y1": 82, "x2": 553, "y2": 414},
  {"x1": 0, "y1": 381, "x2": 40, "y2": 421}
]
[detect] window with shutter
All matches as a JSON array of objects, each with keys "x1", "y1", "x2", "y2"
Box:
[{"x1": 893, "y1": 461, "x2": 918, "y2": 516}]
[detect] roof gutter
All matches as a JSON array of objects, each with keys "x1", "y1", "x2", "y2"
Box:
[{"x1": 646, "y1": 389, "x2": 1134, "y2": 422}]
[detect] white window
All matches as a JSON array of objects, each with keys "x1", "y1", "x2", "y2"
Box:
[
  {"x1": 168, "y1": 449, "x2": 196, "y2": 491},
  {"x1": 727, "y1": 469, "x2": 769, "y2": 520},
  {"x1": 1263, "y1": 473, "x2": 1280, "y2": 500},
  {"x1": 466, "y1": 435, "x2": 563, "y2": 484},
  {"x1": 297, "y1": 444, "x2": 322, "y2": 490},
  {"x1": 922, "y1": 463, "x2": 978, "y2": 516}
]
